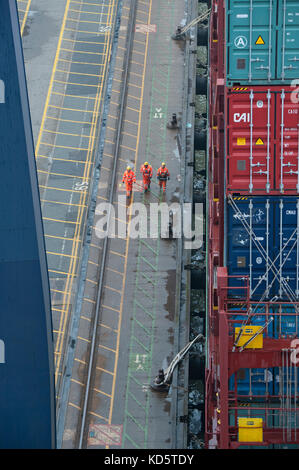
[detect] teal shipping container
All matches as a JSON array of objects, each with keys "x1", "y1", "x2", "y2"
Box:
[{"x1": 226, "y1": 0, "x2": 299, "y2": 84}]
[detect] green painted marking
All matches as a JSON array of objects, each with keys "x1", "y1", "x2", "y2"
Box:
[
  {"x1": 122, "y1": 0, "x2": 176, "y2": 449},
  {"x1": 134, "y1": 317, "x2": 152, "y2": 336},
  {"x1": 128, "y1": 390, "x2": 146, "y2": 410},
  {"x1": 129, "y1": 353, "x2": 150, "y2": 372},
  {"x1": 135, "y1": 300, "x2": 155, "y2": 319},
  {"x1": 124, "y1": 432, "x2": 140, "y2": 449},
  {"x1": 132, "y1": 335, "x2": 150, "y2": 353},
  {"x1": 137, "y1": 285, "x2": 152, "y2": 300},
  {"x1": 126, "y1": 411, "x2": 146, "y2": 433},
  {"x1": 140, "y1": 239, "x2": 159, "y2": 255},
  {"x1": 140, "y1": 256, "x2": 157, "y2": 271},
  {"x1": 140, "y1": 272, "x2": 155, "y2": 286},
  {"x1": 130, "y1": 375, "x2": 144, "y2": 387}
]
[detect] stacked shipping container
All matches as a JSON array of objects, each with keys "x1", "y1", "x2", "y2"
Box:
[{"x1": 206, "y1": 0, "x2": 299, "y2": 448}]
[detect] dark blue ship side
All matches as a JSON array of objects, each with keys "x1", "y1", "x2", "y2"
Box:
[{"x1": 0, "y1": 0, "x2": 56, "y2": 449}]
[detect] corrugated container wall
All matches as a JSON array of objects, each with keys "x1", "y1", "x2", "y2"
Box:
[
  {"x1": 226, "y1": 0, "x2": 299, "y2": 85},
  {"x1": 226, "y1": 87, "x2": 299, "y2": 194},
  {"x1": 227, "y1": 196, "x2": 299, "y2": 301}
]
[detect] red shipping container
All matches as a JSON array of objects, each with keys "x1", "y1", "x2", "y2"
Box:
[{"x1": 226, "y1": 86, "x2": 299, "y2": 194}]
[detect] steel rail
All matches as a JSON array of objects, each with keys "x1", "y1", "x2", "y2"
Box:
[{"x1": 77, "y1": 0, "x2": 138, "y2": 449}]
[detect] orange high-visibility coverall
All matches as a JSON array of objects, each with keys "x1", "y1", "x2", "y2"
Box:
[
  {"x1": 156, "y1": 166, "x2": 170, "y2": 192},
  {"x1": 140, "y1": 164, "x2": 153, "y2": 191},
  {"x1": 122, "y1": 169, "x2": 136, "y2": 196}
]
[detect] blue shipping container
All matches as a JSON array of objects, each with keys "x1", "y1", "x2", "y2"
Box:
[
  {"x1": 227, "y1": 196, "x2": 299, "y2": 302},
  {"x1": 0, "y1": 1, "x2": 56, "y2": 448},
  {"x1": 226, "y1": 0, "x2": 299, "y2": 84}
]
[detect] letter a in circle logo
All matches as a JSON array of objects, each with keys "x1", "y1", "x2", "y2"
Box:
[{"x1": 234, "y1": 35, "x2": 248, "y2": 49}]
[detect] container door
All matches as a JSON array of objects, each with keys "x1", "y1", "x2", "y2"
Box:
[
  {"x1": 273, "y1": 198, "x2": 299, "y2": 301},
  {"x1": 275, "y1": 90, "x2": 299, "y2": 192},
  {"x1": 227, "y1": 197, "x2": 274, "y2": 300},
  {"x1": 226, "y1": 0, "x2": 276, "y2": 82},
  {"x1": 277, "y1": 0, "x2": 299, "y2": 80},
  {"x1": 227, "y1": 89, "x2": 275, "y2": 193}
]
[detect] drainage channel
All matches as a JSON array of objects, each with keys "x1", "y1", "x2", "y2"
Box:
[{"x1": 187, "y1": 0, "x2": 209, "y2": 450}]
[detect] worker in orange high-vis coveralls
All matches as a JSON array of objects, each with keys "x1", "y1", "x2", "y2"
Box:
[
  {"x1": 156, "y1": 162, "x2": 170, "y2": 192},
  {"x1": 122, "y1": 166, "x2": 136, "y2": 197},
  {"x1": 140, "y1": 161, "x2": 153, "y2": 192}
]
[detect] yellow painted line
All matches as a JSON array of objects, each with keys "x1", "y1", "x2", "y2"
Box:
[
  {"x1": 93, "y1": 388, "x2": 112, "y2": 399},
  {"x1": 78, "y1": 336, "x2": 90, "y2": 343},
  {"x1": 70, "y1": 0, "x2": 110, "y2": 5},
  {"x1": 107, "y1": 267, "x2": 124, "y2": 276},
  {"x1": 124, "y1": 119, "x2": 139, "y2": 126},
  {"x1": 51, "y1": 289, "x2": 66, "y2": 295},
  {"x1": 60, "y1": 47, "x2": 105, "y2": 56},
  {"x1": 86, "y1": 279, "x2": 97, "y2": 286},
  {"x1": 123, "y1": 131, "x2": 137, "y2": 139},
  {"x1": 84, "y1": 297, "x2": 95, "y2": 304},
  {"x1": 58, "y1": 57, "x2": 105, "y2": 66},
  {"x1": 96, "y1": 366, "x2": 115, "y2": 376},
  {"x1": 132, "y1": 49, "x2": 146, "y2": 56},
  {"x1": 81, "y1": 316, "x2": 91, "y2": 323},
  {"x1": 99, "y1": 323, "x2": 118, "y2": 334},
  {"x1": 40, "y1": 184, "x2": 85, "y2": 193},
  {"x1": 133, "y1": 38, "x2": 147, "y2": 46},
  {"x1": 45, "y1": 115, "x2": 93, "y2": 125},
  {"x1": 69, "y1": 8, "x2": 110, "y2": 16},
  {"x1": 64, "y1": 27, "x2": 111, "y2": 35},
  {"x1": 43, "y1": 216, "x2": 79, "y2": 225},
  {"x1": 104, "y1": 285, "x2": 122, "y2": 295},
  {"x1": 102, "y1": 305, "x2": 120, "y2": 313},
  {"x1": 109, "y1": 250, "x2": 125, "y2": 258},
  {"x1": 20, "y1": 0, "x2": 32, "y2": 37},
  {"x1": 38, "y1": 169, "x2": 90, "y2": 180},
  {"x1": 131, "y1": 60, "x2": 144, "y2": 66},
  {"x1": 90, "y1": 243, "x2": 102, "y2": 250},
  {"x1": 87, "y1": 259, "x2": 99, "y2": 266},
  {"x1": 75, "y1": 358, "x2": 87, "y2": 365},
  {"x1": 62, "y1": 37, "x2": 106, "y2": 46},
  {"x1": 71, "y1": 378, "x2": 84, "y2": 386},
  {"x1": 49, "y1": 269, "x2": 75, "y2": 276},
  {"x1": 128, "y1": 83, "x2": 142, "y2": 89},
  {"x1": 38, "y1": 154, "x2": 93, "y2": 165},
  {"x1": 129, "y1": 71, "x2": 143, "y2": 78},
  {"x1": 69, "y1": 402, "x2": 81, "y2": 410},
  {"x1": 40, "y1": 141, "x2": 90, "y2": 151},
  {"x1": 127, "y1": 94, "x2": 141, "y2": 101},
  {"x1": 38, "y1": 155, "x2": 92, "y2": 165},
  {"x1": 120, "y1": 144, "x2": 137, "y2": 151},
  {"x1": 43, "y1": 128, "x2": 90, "y2": 138},
  {"x1": 45, "y1": 234, "x2": 80, "y2": 242},
  {"x1": 53, "y1": 79, "x2": 99, "y2": 88},
  {"x1": 56, "y1": 68, "x2": 103, "y2": 77},
  {"x1": 42, "y1": 199, "x2": 87, "y2": 208},
  {"x1": 67, "y1": 16, "x2": 112, "y2": 24},
  {"x1": 89, "y1": 411, "x2": 108, "y2": 421},
  {"x1": 98, "y1": 344, "x2": 116, "y2": 354},
  {"x1": 47, "y1": 251, "x2": 78, "y2": 260},
  {"x1": 47, "y1": 104, "x2": 96, "y2": 114},
  {"x1": 52, "y1": 90, "x2": 97, "y2": 100}
]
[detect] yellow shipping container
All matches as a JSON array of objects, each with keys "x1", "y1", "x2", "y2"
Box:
[
  {"x1": 238, "y1": 418, "x2": 263, "y2": 442},
  {"x1": 234, "y1": 325, "x2": 263, "y2": 349}
]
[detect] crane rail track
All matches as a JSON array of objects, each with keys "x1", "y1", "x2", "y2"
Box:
[{"x1": 77, "y1": 0, "x2": 139, "y2": 448}]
